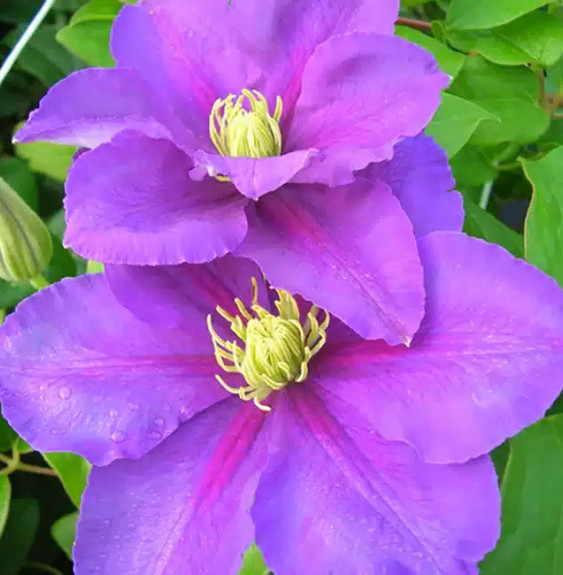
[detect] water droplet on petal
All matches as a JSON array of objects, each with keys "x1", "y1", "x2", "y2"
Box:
[
  {"x1": 128, "y1": 403, "x2": 139, "y2": 411},
  {"x1": 58, "y1": 386, "x2": 71, "y2": 400},
  {"x1": 149, "y1": 431, "x2": 163, "y2": 441},
  {"x1": 111, "y1": 431, "x2": 126, "y2": 443},
  {"x1": 154, "y1": 418, "x2": 165, "y2": 428},
  {"x1": 109, "y1": 409, "x2": 120, "y2": 418}
]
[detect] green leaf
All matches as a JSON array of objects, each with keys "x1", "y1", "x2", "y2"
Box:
[
  {"x1": 463, "y1": 198, "x2": 524, "y2": 257},
  {"x1": 15, "y1": 139, "x2": 76, "y2": 182},
  {"x1": 43, "y1": 452, "x2": 91, "y2": 508},
  {"x1": 0, "y1": 499, "x2": 40, "y2": 575},
  {"x1": 426, "y1": 94, "x2": 498, "y2": 158},
  {"x1": 239, "y1": 544, "x2": 269, "y2": 575},
  {"x1": 0, "y1": 280, "x2": 33, "y2": 310},
  {"x1": 51, "y1": 511, "x2": 79, "y2": 560},
  {"x1": 447, "y1": 12, "x2": 563, "y2": 68},
  {"x1": 449, "y1": 56, "x2": 550, "y2": 146},
  {"x1": 522, "y1": 147, "x2": 563, "y2": 286},
  {"x1": 57, "y1": 0, "x2": 123, "y2": 67},
  {"x1": 447, "y1": 0, "x2": 550, "y2": 30},
  {"x1": 0, "y1": 475, "x2": 11, "y2": 538},
  {"x1": 0, "y1": 412, "x2": 18, "y2": 452},
  {"x1": 481, "y1": 416, "x2": 563, "y2": 574},
  {"x1": 0, "y1": 158, "x2": 38, "y2": 211},
  {"x1": 395, "y1": 27, "x2": 465, "y2": 78}
]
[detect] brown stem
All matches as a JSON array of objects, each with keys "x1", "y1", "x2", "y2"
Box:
[
  {"x1": 396, "y1": 16, "x2": 432, "y2": 32},
  {"x1": 0, "y1": 452, "x2": 57, "y2": 477}
]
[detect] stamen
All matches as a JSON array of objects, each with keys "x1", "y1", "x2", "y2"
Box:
[
  {"x1": 207, "y1": 279, "x2": 330, "y2": 412},
  {"x1": 209, "y1": 90, "x2": 283, "y2": 161}
]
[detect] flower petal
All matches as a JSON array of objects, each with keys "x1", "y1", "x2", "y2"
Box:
[
  {"x1": 106, "y1": 255, "x2": 270, "y2": 330},
  {"x1": 65, "y1": 131, "x2": 248, "y2": 265},
  {"x1": 287, "y1": 34, "x2": 449, "y2": 186},
  {"x1": 15, "y1": 68, "x2": 184, "y2": 149},
  {"x1": 0, "y1": 275, "x2": 228, "y2": 465},
  {"x1": 253, "y1": 387, "x2": 499, "y2": 574},
  {"x1": 236, "y1": 179, "x2": 424, "y2": 344},
  {"x1": 192, "y1": 150, "x2": 317, "y2": 200},
  {"x1": 75, "y1": 399, "x2": 267, "y2": 575},
  {"x1": 360, "y1": 134, "x2": 464, "y2": 237},
  {"x1": 315, "y1": 232, "x2": 563, "y2": 464},
  {"x1": 112, "y1": 1, "x2": 399, "y2": 142}
]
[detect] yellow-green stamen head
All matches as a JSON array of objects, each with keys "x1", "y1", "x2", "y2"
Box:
[
  {"x1": 207, "y1": 279, "x2": 329, "y2": 412},
  {"x1": 209, "y1": 90, "x2": 283, "y2": 158}
]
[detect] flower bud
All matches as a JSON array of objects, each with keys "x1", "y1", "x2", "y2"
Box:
[{"x1": 0, "y1": 177, "x2": 52, "y2": 283}]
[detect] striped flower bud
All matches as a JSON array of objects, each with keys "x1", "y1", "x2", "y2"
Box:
[{"x1": 0, "y1": 177, "x2": 52, "y2": 284}]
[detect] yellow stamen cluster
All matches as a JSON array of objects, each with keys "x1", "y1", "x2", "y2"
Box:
[
  {"x1": 207, "y1": 278, "x2": 329, "y2": 412},
  {"x1": 209, "y1": 90, "x2": 283, "y2": 159}
]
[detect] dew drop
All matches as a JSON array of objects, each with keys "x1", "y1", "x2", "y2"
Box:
[
  {"x1": 109, "y1": 409, "x2": 120, "y2": 418},
  {"x1": 58, "y1": 386, "x2": 71, "y2": 400},
  {"x1": 154, "y1": 418, "x2": 165, "y2": 428},
  {"x1": 149, "y1": 431, "x2": 163, "y2": 441},
  {"x1": 128, "y1": 402, "x2": 139, "y2": 411},
  {"x1": 111, "y1": 431, "x2": 126, "y2": 443}
]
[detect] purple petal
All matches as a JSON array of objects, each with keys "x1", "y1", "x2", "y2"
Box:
[
  {"x1": 15, "y1": 68, "x2": 185, "y2": 149},
  {"x1": 360, "y1": 134, "x2": 464, "y2": 237},
  {"x1": 0, "y1": 275, "x2": 228, "y2": 465},
  {"x1": 106, "y1": 255, "x2": 270, "y2": 330},
  {"x1": 112, "y1": 1, "x2": 399, "y2": 142},
  {"x1": 75, "y1": 399, "x2": 267, "y2": 575},
  {"x1": 193, "y1": 150, "x2": 317, "y2": 200},
  {"x1": 315, "y1": 232, "x2": 563, "y2": 464},
  {"x1": 253, "y1": 387, "x2": 499, "y2": 574},
  {"x1": 286, "y1": 34, "x2": 449, "y2": 186},
  {"x1": 236, "y1": 179, "x2": 424, "y2": 344},
  {"x1": 65, "y1": 131, "x2": 248, "y2": 265}
]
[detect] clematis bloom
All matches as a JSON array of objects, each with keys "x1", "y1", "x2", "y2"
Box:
[
  {"x1": 1, "y1": 232, "x2": 562, "y2": 574},
  {"x1": 13, "y1": 0, "x2": 460, "y2": 344}
]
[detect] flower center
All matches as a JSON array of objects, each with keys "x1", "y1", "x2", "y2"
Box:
[
  {"x1": 207, "y1": 278, "x2": 329, "y2": 412},
  {"x1": 209, "y1": 90, "x2": 283, "y2": 158}
]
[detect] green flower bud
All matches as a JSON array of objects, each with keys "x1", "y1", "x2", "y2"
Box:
[{"x1": 0, "y1": 177, "x2": 53, "y2": 284}]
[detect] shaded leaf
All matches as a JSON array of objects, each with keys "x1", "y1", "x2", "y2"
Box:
[
  {"x1": 0, "y1": 475, "x2": 10, "y2": 538},
  {"x1": 522, "y1": 147, "x2": 563, "y2": 286},
  {"x1": 0, "y1": 499, "x2": 40, "y2": 575},
  {"x1": 463, "y1": 197, "x2": 524, "y2": 258},
  {"x1": 51, "y1": 511, "x2": 79, "y2": 560},
  {"x1": 15, "y1": 139, "x2": 76, "y2": 182},
  {"x1": 0, "y1": 158, "x2": 38, "y2": 211}
]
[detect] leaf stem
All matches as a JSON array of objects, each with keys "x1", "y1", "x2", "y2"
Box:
[
  {"x1": 479, "y1": 180, "x2": 494, "y2": 210},
  {"x1": 0, "y1": 452, "x2": 57, "y2": 477},
  {"x1": 0, "y1": 0, "x2": 57, "y2": 88},
  {"x1": 25, "y1": 562, "x2": 65, "y2": 575},
  {"x1": 396, "y1": 16, "x2": 432, "y2": 32}
]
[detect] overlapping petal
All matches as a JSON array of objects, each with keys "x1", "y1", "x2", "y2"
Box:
[
  {"x1": 286, "y1": 34, "x2": 449, "y2": 186},
  {"x1": 65, "y1": 132, "x2": 248, "y2": 265},
  {"x1": 14, "y1": 68, "x2": 184, "y2": 149},
  {"x1": 112, "y1": 0, "x2": 399, "y2": 140},
  {"x1": 360, "y1": 134, "x2": 464, "y2": 237},
  {"x1": 315, "y1": 232, "x2": 563, "y2": 464},
  {"x1": 75, "y1": 399, "x2": 267, "y2": 575},
  {"x1": 236, "y1": 179, "x2": 424, "y2": 344},
  {"x1": 0, "y1": 274, "x2": 229, "y2": 465},
  {"x1": 192, "y1": 150, "x2": 317, "y2": 200},
  {"x1": 105, "y1": 255, "x2": 269, "y2": 330},
  {"x1": 253, "y1": 388, "x2": 499, "y2": 574}
]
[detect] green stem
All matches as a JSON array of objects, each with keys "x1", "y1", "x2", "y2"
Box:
[
  {"x1": 479, "y1": 180, "x2": 494, "y2": 210},
  {"x1": 29, "y1": 274, "x2": 50, "y2": 291},
  {"x1": 0, "y1": 452, "x2": 57, "y2": 477},
  {"x1": 0, "y1": 0, "x2": 57, "y2": 88},
  {"x1": 0, "y1": 309, "x2": 5, "y2": 326}
]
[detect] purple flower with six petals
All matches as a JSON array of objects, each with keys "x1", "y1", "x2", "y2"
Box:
[
  {"x1": 14, "y1": 0, "x2": 458, "y2": 344},
  {"x1": 1, "y1": 232, "x2": 562, "y2": 574}
]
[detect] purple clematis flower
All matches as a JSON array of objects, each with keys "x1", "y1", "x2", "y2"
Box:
[
  {"x1": 1, "y1": 232, "x2": 563, "y2": 574},
  {"x1": 14, "y1": 0, "x2": 459, "y2": 344}
]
